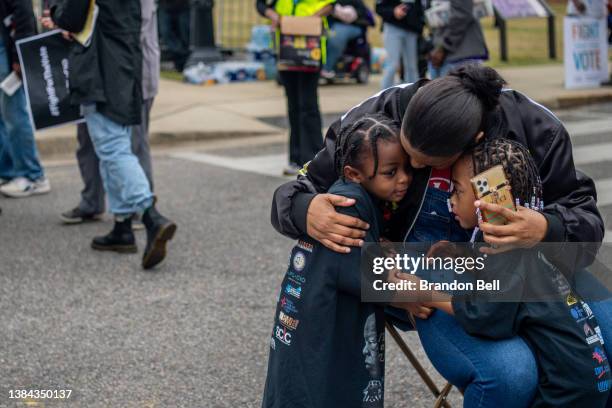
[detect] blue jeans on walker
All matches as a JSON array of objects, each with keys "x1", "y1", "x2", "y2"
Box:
[
  {"x1": 83, "y1": 106, "x2": 153, "y2": 216},
  {"x1": 324, "y1": 22, "x2": 362, "y2": 72},
  {"x1": 0, "y1": 38, "x2": 44, "y2": 181}
]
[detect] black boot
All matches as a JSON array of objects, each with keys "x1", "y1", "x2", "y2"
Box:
[
  {"x1": 142, "y1": 204, "x2": 177, "y2": 269},
  {"x1": 91, "y1": 218, "x2": 137, "y2": 253}
]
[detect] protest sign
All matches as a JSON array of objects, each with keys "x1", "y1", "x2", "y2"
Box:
[
  {"x1": 564, "y1": 16, "x2": 609, "y2": 89},
  {"x1": 16, "y1": 30, "x2": 83, "y2": 131}
]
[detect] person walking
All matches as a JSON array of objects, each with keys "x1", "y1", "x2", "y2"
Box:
[
  {"x1": 376, "y1": 0, "x2": 425, "y2": 89},
  {"x1": 48, "y1": 0, "x2": 177, "y2": 270},
  {"x1": 428, "y1": 0, "x2": 488, "y2": 78},
  {"x1": 58, "y1": 0, "x2": 159, "y2": 225},
  {"x1": 256, "y1": 0, "x2": 335, "y2": 176},
  {"x1": 0, "y1": 0, "x2": 50, "y2": 198}
]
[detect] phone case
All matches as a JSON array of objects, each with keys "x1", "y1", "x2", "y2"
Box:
[{"x1": 470, "y1": 165, "x2": 516, "y2": 225}]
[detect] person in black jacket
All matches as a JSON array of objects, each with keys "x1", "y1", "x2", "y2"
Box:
[
  {"x1": 269, "y1": 64, "x2": 607, "y2": 405},
  {"x1": 0, "y1": 0, "x2": 50, "y2": 198},
  {"x1": 49, "y1": 0, "x2": 177, "y2": 270},
  {"x1": 321, "y1": 0, "x2": 371, "y2": 79},
  {"x1": 376, "y1": 0, "x2": 424, "y2": 89}
]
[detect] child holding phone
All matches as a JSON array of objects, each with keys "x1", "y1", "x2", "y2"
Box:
[
  {"x1": 425, "y1": 138, "x2": 611, "y2": 407},
  {"x1": 262, "y1": 114, "x2": 412, "y2": 408}
]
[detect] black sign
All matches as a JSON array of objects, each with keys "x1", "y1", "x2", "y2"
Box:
[{"x1": 16, "y1": 30, "x2": 83, "y2": 130}]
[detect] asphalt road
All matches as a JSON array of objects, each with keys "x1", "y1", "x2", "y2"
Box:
[{"x1": 0, "y1": 102, "x2": 611, "y2": 408}]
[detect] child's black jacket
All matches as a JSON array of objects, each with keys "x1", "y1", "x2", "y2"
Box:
[
  {"x1": 262, "y1": 180, "x2": 386, "y2": 408},
  {"x1": 452, "y1": 248, "x2": 611, "y2": 407}
]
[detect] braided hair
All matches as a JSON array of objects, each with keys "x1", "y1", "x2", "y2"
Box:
[
  {"x1": 471, "y1": 138, "x2": 543, "y2": 208},
  {"x1": 334, "y1": 113, "x2": 401, "y2": 180}
]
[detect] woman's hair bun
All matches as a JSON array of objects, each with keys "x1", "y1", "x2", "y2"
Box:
[{"x1": 449, "y1": 64, "x2": 506, "y2": 111}]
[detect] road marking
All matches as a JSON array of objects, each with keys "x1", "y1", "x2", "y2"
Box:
[
  {"x1": 605, "y1": 231, "x2": 612, "y2": 243},
  {"x1": 566, "y1": 119, "x2": 612, "y2": 137},
  {"x1": 169, "y1": 151, "x2": 288, "y2": 178},
  {"x1": 573, "y1": 142, "x2": 612, "y2": 166},
  {"x1": 596, "y1": 178, "x2": 612, "y2": 207},
  {"x1": 566, "y1": 119, "x2": 612, "y2": 138}
]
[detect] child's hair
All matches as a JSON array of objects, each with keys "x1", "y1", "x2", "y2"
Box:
[
  {"x1": 471, "y1": 138, "x2": 543, "y2": 206},
  {"x1": 334, "y1": 113, "x2": 401, "y2": 180}
]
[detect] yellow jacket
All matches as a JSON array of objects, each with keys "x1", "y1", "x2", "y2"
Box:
[{"x1": 274, "y1": 0, "x2": 335, "y2": 17}]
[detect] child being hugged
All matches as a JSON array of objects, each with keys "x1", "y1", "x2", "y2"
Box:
[
  {"x1": 428, "y1": 138, "x2": 611, "y2": 407},
  {"x1": 262, "y1": 114, "x2": 412, "y2": 408}
]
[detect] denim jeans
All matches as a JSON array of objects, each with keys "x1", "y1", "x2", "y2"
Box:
[
  {"x1": 83, "y1": 107, "x2": 153, "y2": 216},
  {"x1": 0, "y1": 38, "x2": 44, "y2": 181},
  {"x1": 324, "y1": 22, "x2": 362, "y2": 71},
  {"x1": 381, "y1": 24, "x2": 419, "y2": 89}
]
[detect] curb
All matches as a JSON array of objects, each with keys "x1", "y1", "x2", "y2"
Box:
[
  {"x1": 37, "y1": 90, "x2": 612, "y2": 158},
  {"x1": 548, "y1": 92, "x2": 612, "y2": 109},
  {"x1": 37, "y1": 129, "x2": 280, "y2": 158}
]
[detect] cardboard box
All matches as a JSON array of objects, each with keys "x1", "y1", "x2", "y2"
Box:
[{"x1": 277, "y1": 16, "x2": 323, "y2": 72}]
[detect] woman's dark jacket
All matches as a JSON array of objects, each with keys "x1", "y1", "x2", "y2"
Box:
[
  {"x1": 0, "y1": 0, "x2": 37, "y2": 66},
  {"x1": 375, "y1": 0, "x2": 424, "y2": 35},
  {"x1": 50, "y1": 0, "x2": 142, "y2": 126},
  {"x1": 270, "y1": 81, "x2": 605, "y2": 274}
]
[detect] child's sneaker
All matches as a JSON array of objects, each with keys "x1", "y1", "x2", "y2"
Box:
[{"x1": 0, "y1": 176, "x2": 51, "y2": 198}]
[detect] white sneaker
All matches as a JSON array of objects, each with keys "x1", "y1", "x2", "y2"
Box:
[{"x1": 0, "y1": 177, "x2": 51, "y2": 198}]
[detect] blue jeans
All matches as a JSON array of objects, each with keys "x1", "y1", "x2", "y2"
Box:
[
  {"x1": 324, "y1": 22, "x2": 362, "y2": 71},
  {"x1": 84, "y1": 107, "x2": 153, "y2": 216},
  {"x1": 428, "y1": 59, "x2": 483, "y2": 79},
  {"x1": 0, "y1": 38, "x2": 44, "y2": 181},
  {"x1": 381, "y1": 24, "x2": 419, "y2": 89}
]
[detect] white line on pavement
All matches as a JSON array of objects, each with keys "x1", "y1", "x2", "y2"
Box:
[
  {"x1": 566, "y1": 119, "x2": 612, "y2": 138},
  {"x1": 596, "y1": 178, "x2": 612, "y2": 207},
  {"x1": 169, "y1": 151, "x2": 288, "y2": 178},
  {"x1": 605, "y1": 230, "x2": 612, "y2": 243},
  {"x1": 573, "y1": 142, "x2": 612, "y2": 166}
]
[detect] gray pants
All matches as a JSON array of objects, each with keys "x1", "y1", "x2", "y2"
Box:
[{"x1": 77, "y1": 99, "x2": 154, "y2": 214}]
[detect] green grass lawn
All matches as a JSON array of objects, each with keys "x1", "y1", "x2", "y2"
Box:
[{"x1": 211, "y1": 0, "x2": 611, "y2": 68}]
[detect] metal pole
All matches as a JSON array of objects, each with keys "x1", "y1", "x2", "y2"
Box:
[
  {"x1": 538, "y1": 0, "x2": 557, "y2": 60},
  {"x1": 494, "y1": 9, "x2": 508, "y2": 62},
  {"x1": 547, "y1": 14, "x2": 556, "y2": 60}
]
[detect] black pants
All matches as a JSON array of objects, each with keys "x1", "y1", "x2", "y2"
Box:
[{"x1": 279, "y1": 71, "x2": 323, "y2": 167}]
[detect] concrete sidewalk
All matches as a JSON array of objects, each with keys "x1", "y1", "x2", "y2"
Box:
[{"x1": 36, "y1": 63, "x2": 612, "y2": 157}]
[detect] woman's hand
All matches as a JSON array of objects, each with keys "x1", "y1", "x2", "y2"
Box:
[
  {"x1": 393, "y1": 4, "x2": 408, "y2": 19},
  {"x1": 40, "y1": 9, "x2": 56, "y2": 30},
  {"x1": 265, "y1": 8, "x2": 281, "y2": 29},
  {"x1": 476, "y1": 200, "x2": 548, "y2": 255},
  {"x1": 429, "y1": 47, "x2": 446, "y2": 68},
  {"x1": 306, "y1": 194, "x2": 369, "y2": 253}
]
